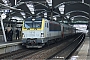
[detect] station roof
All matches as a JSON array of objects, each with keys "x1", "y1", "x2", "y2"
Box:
[{"x1": 0, "y1": 0, "x2": 90, "y2": 24}]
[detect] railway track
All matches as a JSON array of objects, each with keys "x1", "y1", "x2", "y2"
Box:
[
  {"x1": 23, "y1": 39, "x2": 73, "y2": 59},
  {"x1": 48, "y1": 33, "x2": 85, "y2": 59},
  {"x1": 0, "y1": 49, "x2": 28, "y2": 59},
  {"x1": 0, "y1": 48, "x2": 39, "y2": 59},
  {"x1": 0, "y1": 33, "x2": 85, "y2": 59}
]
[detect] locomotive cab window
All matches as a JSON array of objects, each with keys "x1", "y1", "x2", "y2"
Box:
[{"x1": 24, "y1": 18, "x2": 42, "y2": 29}]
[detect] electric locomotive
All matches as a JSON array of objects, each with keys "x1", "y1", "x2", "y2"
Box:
[{"x1": 22, "y1": 18, "x2": 75, "y2": 48}]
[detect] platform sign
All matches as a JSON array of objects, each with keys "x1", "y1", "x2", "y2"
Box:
[
  {"x1": 0, "y1": 9, "x2": 12, "y2": 13},
  {"x1": 1, "y1": 13, "x2": 6, "y2": 19}
]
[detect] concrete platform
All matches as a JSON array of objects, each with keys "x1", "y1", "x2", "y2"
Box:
[
  {"x1": 70, "y1": 37, "x2": 90, "y2": 60},
  {"x1": 0, "y1": 40, "x2": 22, "y2": 54}
]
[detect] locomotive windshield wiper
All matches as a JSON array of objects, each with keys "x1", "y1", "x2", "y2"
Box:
[
  {"x1": 27, "y1": 28, "x2": 30, "y2": 30},
  {"x1": 33, "y1": 27, "x2": 37, "y2": 30}
]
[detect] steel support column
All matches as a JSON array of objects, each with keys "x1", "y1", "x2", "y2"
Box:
[{"x1": 88, "y1": 21, "x2": 90, "y2": 37}]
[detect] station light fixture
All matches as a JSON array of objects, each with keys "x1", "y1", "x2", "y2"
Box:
[
  {"x1": 2, "y1": 0, "x2": 9, "y2": 5},
  {"x1": 66, "y1": 15, "x2": 70, "y2": 19},
  {"x1": 71, "y1": 18, "x2": 74, "y2": 21},
  {"x1": 44, "y1": 12, "x2": 47, "y2": 18},
  {"x1": 82, "y1": 0, "x2": 84, "y2": 3},
  {"x1": 46, "y1": 0, "x2": 52, "y2": 7},
  {"x1": 66, "y1": 14, "x2": 70, "y2": 19},
  {"x1": 26, "y1": 2, "x2": 35, "y2": 14},
  {"x1": 20, "y1": 12, "x2": 26, "y2": 18},
  {"x1": 53, "y1": 16, "x2": 57, "y2": 21},
  {"x1": 32, "y1": 18, "x2": 35, "y2": 21},
  {"x1": 59, "y1": 5, "x2": 65, "y2": 14}
]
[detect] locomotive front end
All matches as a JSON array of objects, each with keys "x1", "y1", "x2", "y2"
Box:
[{"x1": 22, "y1": 18, "x2": 45, "y2": 48}]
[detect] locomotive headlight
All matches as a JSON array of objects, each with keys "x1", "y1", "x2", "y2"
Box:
[{"x1": 41, "y1": 33, "x2": 44, "y2": 37}]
